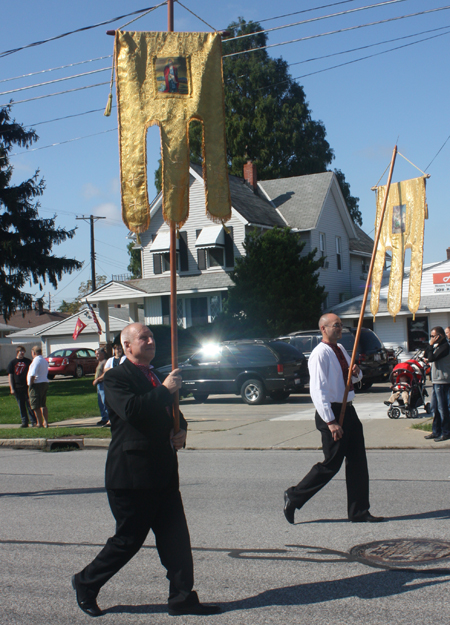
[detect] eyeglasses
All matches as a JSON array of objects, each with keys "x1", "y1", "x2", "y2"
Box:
[
  {"x1": 325, "y1": 323, "x2": 343, "y2": 329},
  {"x1": 430, "y1": 334, "x2": 438, "y2": 338}
]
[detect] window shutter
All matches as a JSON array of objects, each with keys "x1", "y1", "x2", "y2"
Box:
[
  {"x1": 224, "y1": 226, "x2": 234, "y2": 267},
  {"x1": 161, "y1": 295, "x2": 170, "y2": 325},
  {"x1": 179, "y1": 231, "x2": 189, "y2": 272},
  {"x1": 154, "y1": 254, "x2": 162, "y2": 274},
  {"x1": 197, "y1": 249, "x2": 206, "y2": 270}
]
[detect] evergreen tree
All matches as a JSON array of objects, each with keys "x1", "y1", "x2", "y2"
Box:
[
  {"x1": 225, "y1": 227, "x2": 326, "y2": 336},
  {"x1": 127, "y1": 241, "x2": 142, "y2": 279},
  {"x1": 0, "y1": 105, "x2": 82, "y2": 321}
]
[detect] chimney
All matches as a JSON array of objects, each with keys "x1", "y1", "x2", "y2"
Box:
[
  {"x1": 243, "y1": 160, "x2": 257, "y2": 192},
  {"x1": 447, "y1": 247, "x2": 450, "y2": 260}
]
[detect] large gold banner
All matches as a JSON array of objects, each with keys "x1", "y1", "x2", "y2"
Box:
[
  {"x1": 115, "y1": 31, "x2": 231, "y2": 234},
  {"x1": 370, "y1": 176, "x2": 428, "y2": 320}
]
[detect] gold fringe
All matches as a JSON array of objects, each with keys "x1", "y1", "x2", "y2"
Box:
[{"x1": 104, "y1": 93, "x2": 113, "y2": 117}]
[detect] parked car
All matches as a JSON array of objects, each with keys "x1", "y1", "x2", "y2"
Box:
[
  {"x1": 278, "y1": 327, "x2": 398, "y2": 390},
  {"x1": 45, "y1": 347, "x2": 98, "y2": 379},
  {"x1": 155, "y1": 339, "x2": 308, "y2": 405}
]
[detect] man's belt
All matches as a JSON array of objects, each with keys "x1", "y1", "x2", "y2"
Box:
[{"x1": 331, "y1": 401, "x2": 352, "y2": 408}]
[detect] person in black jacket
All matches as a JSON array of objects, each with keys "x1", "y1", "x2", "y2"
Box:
[
  {"x1": 72, "y1": 323, "x2": 220, "y2": 617},
  {"x1": 423, "y1": 326, "x2": 450, "y2": 441}
]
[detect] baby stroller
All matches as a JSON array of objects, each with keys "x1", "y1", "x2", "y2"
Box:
[{"x1": 386, "y1": 356, "x2": 431, "y2": 419}]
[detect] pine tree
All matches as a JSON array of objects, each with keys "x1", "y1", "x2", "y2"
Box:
[{"x1": 0, "y1": 105, "x2": 82, "y2": 321}]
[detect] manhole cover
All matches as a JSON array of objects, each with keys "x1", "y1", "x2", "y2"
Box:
[{"x1": 350, "y1": 538, "x2": 450, "y2": 567}]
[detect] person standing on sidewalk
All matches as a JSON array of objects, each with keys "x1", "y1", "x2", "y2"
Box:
[
  {"x1": 423, "y1": 327, "x2": 450, "y2": 442},
  {"x1": 93, "y1": 348, "x2": 109, "y2": 426},
  {"x1": 27, "y1": 345, "x2": 49, "y2": 428},
  {"x1": 7, "y1": 346, "x2": 37, "y2": 428},
  {"x1": 283, "y1": 313, "x2": 384, "y2": 524}
]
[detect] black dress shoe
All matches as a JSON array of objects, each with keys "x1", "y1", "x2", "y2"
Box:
[
  {"x1": 168, "y1": 592, "x2": 221, "y2": 616},
  {"x1": 283, "y1": 491, "x2": 296, "y2": 524},
  {"x1": 435, "y1": 435, "x2": 450, "y2": 442},
  {"x1": 72, "y1": 575, "x2": 102, "y2": 617},
  {"x1": 351, "y1": 512, "x2": 384, "y2": 523},
  {"x1": 424, "y1": 433, "x2": 438, "y2": 439}
]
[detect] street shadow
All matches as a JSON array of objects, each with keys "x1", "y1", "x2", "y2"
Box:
[
  {"x1": 292, "y1": 508, "x2": 450, "y2": 524},
  {"x1": 0, "y1": 486, "x2": 105, "y2": 498},
  {"x1": 103, "y1": 569, "x2": 450, "y2": 615}
]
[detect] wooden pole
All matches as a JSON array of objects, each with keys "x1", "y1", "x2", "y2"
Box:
[
  {"x1": 338, "y1": 145, "x2": 398, "y2": 427},
  {"x1": 167, "y1": 0, "x2": 180, "y2": 433}
]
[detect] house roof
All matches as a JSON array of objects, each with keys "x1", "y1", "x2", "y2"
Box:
[
  {"x1": 126, "y1": 271, "x2": 234, "y2": 295},
  {"x1": 349, "y1": 224, "x2": 375, "y2": 257},
  {"x1": 190, "y1": 163, "x2": 285, "y2": 228},
  {"x1": 258, "y1": 171, "x2": 335, "y2": 230},
  {"x1": 3, "y1": 309, "x2": 70, "y2": 329}
]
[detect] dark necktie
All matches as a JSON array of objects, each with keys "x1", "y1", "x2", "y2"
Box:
[{"x1": 323, "y1": 341, "x2": 354, "y2": 393}]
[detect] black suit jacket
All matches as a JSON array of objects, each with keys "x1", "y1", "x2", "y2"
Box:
[{"x1": 103, "y1": 359, "x2": 187, "y2": 491}]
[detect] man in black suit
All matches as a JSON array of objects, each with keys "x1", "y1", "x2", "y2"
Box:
[{"x1": 72, "y1": 323, "x2": 220, "y2": 617}]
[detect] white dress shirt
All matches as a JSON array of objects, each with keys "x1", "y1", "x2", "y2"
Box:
[
  {"x1": 27, "y1": 355, "x2": 49, "y2": 385},
  {"x1": 308, "y1": 341, "x2": 363, "y2": 423}
]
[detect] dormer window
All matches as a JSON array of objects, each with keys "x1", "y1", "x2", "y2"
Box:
[{"x1": 196, "y1": 226, "x2": 226, "y2": 270}]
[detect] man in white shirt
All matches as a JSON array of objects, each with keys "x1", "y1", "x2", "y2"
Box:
[
  {"x1": 283, "y1": 313, "x2": 383, "y2": 524},
  {"x1": 27, "y1": 345, "x2": 50, "y2": 428}
]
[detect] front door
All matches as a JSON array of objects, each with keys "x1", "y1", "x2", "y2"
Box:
[{"x1": 190, "y1": 297, "x2": 208, "y2": 326}]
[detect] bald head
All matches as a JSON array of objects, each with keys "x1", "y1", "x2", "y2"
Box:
[
  {"x1": 318, "y1": 313, "x2": 343, "y2": 344},
  {"x1": 121, "y1": 323, "x2": 155, "y2": 365}
]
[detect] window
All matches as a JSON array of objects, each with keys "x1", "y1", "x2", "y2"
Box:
[
  {"x1": 154, "y1": 252, "x2": 179, "y2": 274},
  {"x1": 197, "y1": 247, "x2": 224, "y2": 270},
  {"x1": 209, "y1": 295, "x2": 221, "y2": 320},
  {"x1": 336, "y1": 236, "x2": 342, "y2": 271},
  {"x1": 319, "y1": 232, "x2": 326, "y2": 257}
]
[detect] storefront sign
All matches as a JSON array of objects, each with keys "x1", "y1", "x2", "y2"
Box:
[{"x1": 433, "y1": 272, "x2": 450, "y2": 293}]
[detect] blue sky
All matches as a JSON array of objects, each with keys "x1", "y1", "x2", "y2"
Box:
[{"x1": 2, "y1": 0, "x2": 449, "y2": 309}]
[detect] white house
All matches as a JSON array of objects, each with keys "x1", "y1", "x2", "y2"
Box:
[
  {"x1": 330, "y1": 253, "x2": 450, "y2": 358},
  {"x1": 81, "y1": 164, "x2": 376, "y2": 344}
]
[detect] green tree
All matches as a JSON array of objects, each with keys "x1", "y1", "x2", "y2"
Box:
[
  {"x1": 58, "y1": 299, "x2": 82, "y2": 314},
  {"x1": 225, "y1": 227, "x2": 326, "y2": 336},
  {"x1": 333, "y1": 169, "x2": 362, "y2": 226},
  {"x1": 127, "y1": 241, "x2": 142, "y2": 279},
  {"x1": 0, "y1": 105, "x2": 82, "y2": 321}
]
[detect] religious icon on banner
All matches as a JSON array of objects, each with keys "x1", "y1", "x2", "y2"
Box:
[
  {"x1": 370, "y1": 176, "x2": 428, "y2": 320},
  {"x1": 114, "y1": 31, "x2": 231, "y2": 234}
]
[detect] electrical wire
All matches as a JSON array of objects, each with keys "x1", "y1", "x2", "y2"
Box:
[
  {"x1": 288, "y1": 23, "x2": 450, "y2": 67},
  {"x1": 0, "y1": 4, "x2": 167, "y2": 59},
  {"x1": 425, "y1": 133, "x2": 450, "y2": 171},
  {"x1": 254, "y1": 27, "x2": 450, "y2": 90},
  {"x1": 223, "y1": 0, "x2": 412, "y2": 43},
  {"x1": 0, "y1": 55, "x2": 113, "y2": 85},
  {"x1": 0, "y1": 67, "x2": 110, "y2": 97},
  {"x1": 0, "y1": 81, "x2": 110, "y2": 107},
  {"x1": 223, "y1": 6, "x2": 450, "y2": 58},
  {"x1": 5, "y1": 128, "x2": 117, "y2": 159},
  {"x1": 253, "y1": 0, "x2": 359, "y2": 25}
]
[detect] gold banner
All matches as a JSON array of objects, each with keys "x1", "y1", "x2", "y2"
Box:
[
  {"x1": 370, "y1": 176, "x2": 428, "y2": 320},
  {"x1": 115, "y1": 31, "x2": 231, "y2": 233}
]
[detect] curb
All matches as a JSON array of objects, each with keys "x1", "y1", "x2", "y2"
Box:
[{"x1": 0, "y1": 438, "x2": 111, "y2": 450}]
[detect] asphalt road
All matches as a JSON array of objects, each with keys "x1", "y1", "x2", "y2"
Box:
[{"x1": 2, "y1": 447, "x2": 450, "y2": 624}]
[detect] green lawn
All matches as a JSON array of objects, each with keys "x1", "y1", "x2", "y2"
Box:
[
  {"x1": 0, "y1": 426, "x2": 111, "y2": 439},
  {"x1": 0, "y1": 378, "x2": 100, "y2": 425},
  {"x1": 411, "y1": 421, "x2": 432, "y2": 432}
]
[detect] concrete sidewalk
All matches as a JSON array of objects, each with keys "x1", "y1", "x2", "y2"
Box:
[{"x1": 0, "y1": 405, "x2": 445, "y2": 450}]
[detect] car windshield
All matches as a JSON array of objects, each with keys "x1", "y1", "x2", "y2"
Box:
[{"x1": 190, "y1": 345, "x2": 222, "y2": 364}]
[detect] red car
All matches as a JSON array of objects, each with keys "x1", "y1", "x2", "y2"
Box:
[{"x1": 46, "y1": 348, "x2": 98, "y2": 379}]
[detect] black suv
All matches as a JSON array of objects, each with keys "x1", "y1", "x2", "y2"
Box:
[
  {"x1": 155, "y1": 340, "x2": 308, "y2": 405},
  {"x1": 279, "y1": 327, "x2": 396, "y2": 390}
]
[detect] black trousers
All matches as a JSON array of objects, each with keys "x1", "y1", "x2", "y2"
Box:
[
  {"x1": 78, "y1": 480, "x2": 194, "y2": 604},
  {"x1": 286, "y1": 403, "x2": 370, "y2": 520}
]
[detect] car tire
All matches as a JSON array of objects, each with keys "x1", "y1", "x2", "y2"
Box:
[
  {"x1": 241, "y1": 379, "x2": 265, "y2": 405},
  {"x1": 193, "y1": 392, "x2": 209, "y2": 403},
  {"x1": 270, "y1": 390, "x2": 291, "y2": 402},
  {"x1": 74, "y1": 365, "x2": 84, "y2": 379},
  {"x1": 47, "y1": 374, "x2": 55, "y2": 380},
  {"x1": 361, "y1": 381, "x2": 373, "y2": 390}
]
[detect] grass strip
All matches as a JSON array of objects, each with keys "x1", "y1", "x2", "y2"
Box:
[
  {"x1": 0, "y1": 427, "x2": 111, "y2": 439},
  {"x1": 0, "y1": 378, "x2": 99, "y2": 424},
  {"x1": 411, "y1": 422, "x2": 432, "y2": 432}
]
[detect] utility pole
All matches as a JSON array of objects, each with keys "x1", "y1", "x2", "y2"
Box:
[{"x1": 76, "y1": 215, "x2": 106, "y2": 292}]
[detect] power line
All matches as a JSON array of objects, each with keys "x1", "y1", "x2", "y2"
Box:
[
  {"x1": 223, "y1": 5, "x2": 450, "y2": 58},
  {"x1": 425, "y1": 133, "x2": 450, "y2": 171},
  {"x1": 0, "y1": 55, "x2": 113, "y2": 85},
  {"x1": 5, "y1": 128, "x2": 117, "y2": 158},
  {"x1": 224, "y1": 0, "x2": 412, "y2": 43},
  {"x1": 0, "y1": 67, "x2": 110, "y2": 97},
  {"x1": 0, "y1": 4, "x2": 167, "y2": 59},
  {"x1": 0, "y1": 81, "x2": 109, "y2": 107},
  {"x1": 254, "y1": 0, "x2": 359, "y2": 25}
]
